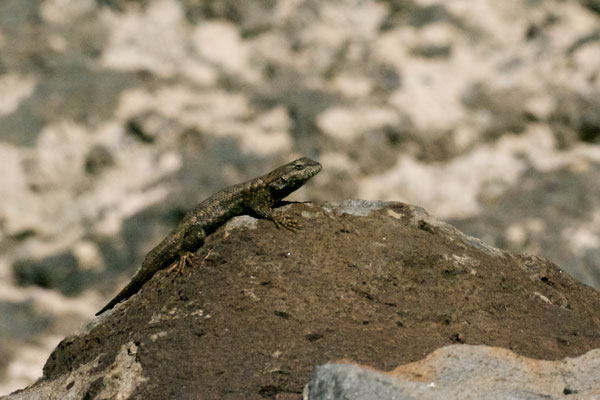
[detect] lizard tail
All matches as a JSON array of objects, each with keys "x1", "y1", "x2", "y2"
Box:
[{"x1": 95, "y1": 278, "x2": 146, "y2": 316}]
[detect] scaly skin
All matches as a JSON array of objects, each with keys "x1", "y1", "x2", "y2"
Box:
[{"x1": 95, "y1": 157, "x2": 322, "y2": 315}]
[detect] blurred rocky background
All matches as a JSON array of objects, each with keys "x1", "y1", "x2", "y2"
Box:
[{"x1": 0, "y1": 0, "x2": 598, "y2": 395}]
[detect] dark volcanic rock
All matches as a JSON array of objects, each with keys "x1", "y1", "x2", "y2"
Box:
[{"x1": 7, "y1": 201, "x2": 600, "y2": 399}]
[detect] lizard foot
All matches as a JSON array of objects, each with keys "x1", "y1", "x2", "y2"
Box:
[
  {"x1": 168, "y1": 251, "x2": 194, "y2": 279},
  {"x1": 274, "y1": 214, "x2": 299, "y2": 232}
]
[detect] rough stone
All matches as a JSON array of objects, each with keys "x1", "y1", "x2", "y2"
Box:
[
  {"x1": 4, "y1": 201, "x2": 600, "y2": 400},
  {"x1": 306, "y1": 345, "x2": 600, "y2": 400}
]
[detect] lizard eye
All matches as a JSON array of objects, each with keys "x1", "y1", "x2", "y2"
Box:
[{"x1": 294, "y1": 164, "x2": 303, "y2": 170}]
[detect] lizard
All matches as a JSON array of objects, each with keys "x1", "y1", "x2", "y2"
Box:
[{"x1": 95, "y1": 157, "x2": 321, "y2": 315}]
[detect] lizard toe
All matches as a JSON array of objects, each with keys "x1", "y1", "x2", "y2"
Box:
[{"x1": 279, "y1": 216, "x2": 299, "y2": 232}]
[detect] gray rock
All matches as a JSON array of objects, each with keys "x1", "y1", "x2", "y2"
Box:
[
  {"x1": 305, "y1": 363, "x2": 417, "y2": 400},
  {"x1": 305, "y1": 345, "x2": 600, "y2": 400}
]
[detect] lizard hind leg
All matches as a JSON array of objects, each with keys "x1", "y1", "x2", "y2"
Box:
[{"x1": 168, "y1": 251, "x2": 195, "y2": 279}]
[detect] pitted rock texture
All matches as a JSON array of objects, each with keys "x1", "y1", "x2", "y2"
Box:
[{"x1": 6, "y1": 202, "x2": 600, "y2": 400}]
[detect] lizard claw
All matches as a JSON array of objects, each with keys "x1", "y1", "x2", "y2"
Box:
[
  {"x1": 275, "y1": 215, "x2": 299, "y2": 232},
  {"x1": 168, "y1": 252, "x2": 194, "y2": 279}
]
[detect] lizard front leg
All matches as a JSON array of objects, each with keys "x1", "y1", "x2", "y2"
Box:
[{"x1": 251, "y1": 201, "x2": 298, "y2": 231}]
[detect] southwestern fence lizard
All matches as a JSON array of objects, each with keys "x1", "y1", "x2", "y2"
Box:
[{"x1": 95, "y1": 157, "x2": 321, "y2": 315}]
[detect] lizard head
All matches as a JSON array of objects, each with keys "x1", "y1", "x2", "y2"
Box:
[{"x1": 265, "y1": 157, "x2": 322, "y2": 198}]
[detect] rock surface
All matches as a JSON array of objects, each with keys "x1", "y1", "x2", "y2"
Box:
[
  {"x1": 306, "y1": 345, "x2": 600, "y2": 400},
  {"x1": 4, "y1": 201, "x2": 600, "y2": 400}
]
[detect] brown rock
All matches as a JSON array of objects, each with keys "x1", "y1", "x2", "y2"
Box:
[{"x1": 6, "y1": 201, "x2": 600, "y2": 400}]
